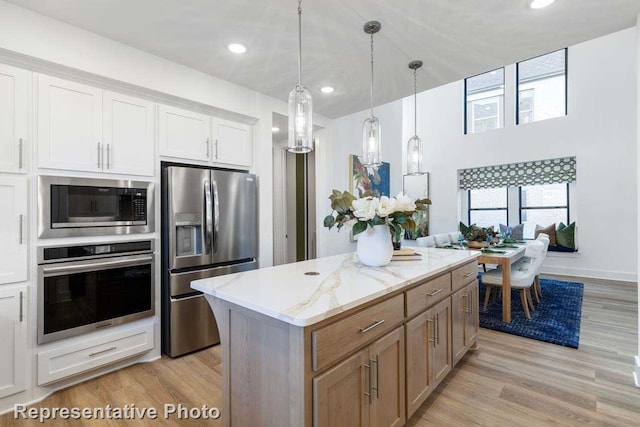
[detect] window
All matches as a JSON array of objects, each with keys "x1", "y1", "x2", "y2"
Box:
[
  {"x1": 517, "y1": 49, "x2": 567, "y2": 124},
  {"x1": 468, "y1": 188, "x2": 507, "y2": 230},
  {"x1": 465, "y1": 68, "x2": 504, "y2": 134},
  {"x1": 520, "y1": 183, "x2": 569, "y2": 238}
]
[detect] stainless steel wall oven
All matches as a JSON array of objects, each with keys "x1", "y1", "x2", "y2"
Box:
[
  {"x1": 38, "y1": 240, "x2": 155, "y2": 344},
  {"x1": 38, "y1": 176, "x2": 154, "y2": 238}
]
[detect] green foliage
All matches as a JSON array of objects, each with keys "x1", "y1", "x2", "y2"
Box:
[{"x1": 324, "y1": 189, "x2": 432, "y2": 240}]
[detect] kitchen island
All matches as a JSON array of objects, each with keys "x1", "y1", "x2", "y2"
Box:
[{"x1": 192, "y1": 247, "x2": 480, "y2": 427}]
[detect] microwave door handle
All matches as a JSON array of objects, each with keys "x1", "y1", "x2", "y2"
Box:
[
  {"x1": 41, "y1": 254, "x2": 153, "y2": 276},
  {"x1": 212, "y1": 179, "x2": 219, "y2": 254},
  {"x1": 204, "y1": 179, "x2": 213, "y2": 255}
]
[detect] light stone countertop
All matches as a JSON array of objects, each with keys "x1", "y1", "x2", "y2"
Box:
[{"x1": 191, "y1": 247, "x2": 479, "y2": 327}]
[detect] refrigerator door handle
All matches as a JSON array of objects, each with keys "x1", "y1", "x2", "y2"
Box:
[
  {"x1": 204, "y1": 179, "x2": 213, "y2": 254},
  {"x1": 212, "y1": 179, "x2": 220, "y2": 254}
]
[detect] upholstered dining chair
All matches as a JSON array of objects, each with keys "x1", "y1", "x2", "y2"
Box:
[
  {"x1": 433, "y1": 233, "x2": 451, "y2": 247},
  {"x1": 448, "y1": 231, "x2": 462, "y2": 242},
  {"x1": 416, "y1": 236, "x2": 436, "y2": 247},
  {"x1": 513, "y1": 233, "x2": 550, "y2": 303},
  {"x1": 481, "y1": 240, "x2": 545, "y2": 319}
]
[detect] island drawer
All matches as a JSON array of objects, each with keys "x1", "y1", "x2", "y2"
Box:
[
  {"x1": 311, "y1": 293, "x2": 404, "y2": 372},
  {"x1": 406, "y1": 273, "x2": 451, "y2": 317},
  {"x1": 452, "y1": 261, "x2": 478, "y2": 291}
]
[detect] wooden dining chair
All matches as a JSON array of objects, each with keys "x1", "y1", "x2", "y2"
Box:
[{"x1": 481, "y1": 240, "x2": 545, "y2": 319}]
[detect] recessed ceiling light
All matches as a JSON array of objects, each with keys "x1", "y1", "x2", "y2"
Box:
[
  {"x1": 320, "y1": 86, "x2": 335, "y2": 94},
  {"x1": 272, "y1": 127, "x2": 280, "y2": 132},
  {"x1": 228, "y1": 43, "x2": 247, "y2": 54},
  {"x1": 530, "y1": 0, "x2": 555, "y2": 9}
]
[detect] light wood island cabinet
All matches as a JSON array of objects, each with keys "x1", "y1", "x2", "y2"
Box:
[{"x1": 194, "y1": 250, "x2": 480, "y2": 427}]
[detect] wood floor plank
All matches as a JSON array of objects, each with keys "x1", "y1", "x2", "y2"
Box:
[{"x1": 0, "y1": 276, "x2": 637, "y2": 426}]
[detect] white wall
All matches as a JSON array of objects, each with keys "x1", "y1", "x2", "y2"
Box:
[
  {"x1": 401, "y1": 27, "x2": 638, "y2": 282},
  {"x1": 635, "y1": 15, "x2": 640, "y2": 388},
  {"x1": 316, "y1": 100, "x2": 404, "y2": 257}
]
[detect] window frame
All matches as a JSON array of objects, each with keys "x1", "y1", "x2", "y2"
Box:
[
  {"x1": 515, "y1": 48, "x2": 568, "y2": 125},
  {"x1": 518, "y1": 183, "x2": 570, "y2": 225},
  {"x1": 464, "y1": 67, "x2": 505, "y2": 135},
  {"x1": 467, "y1": 188, "x2": 509, "y2": 228}
]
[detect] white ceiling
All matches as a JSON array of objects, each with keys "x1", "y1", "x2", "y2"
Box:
[{"x1": 9, "y1": 0, "x2": 640, "y2": 118}]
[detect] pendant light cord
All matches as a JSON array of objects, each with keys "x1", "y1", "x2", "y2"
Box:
[
  {"x1": 297, "y1": 0, "x2": 302, "y2": 87},
  {"x1": 414, "y1": 68, "x2": 417, "y2": 136},
  {"x1": 370, "y1": 32, "x2": 374, "y2": 119}
]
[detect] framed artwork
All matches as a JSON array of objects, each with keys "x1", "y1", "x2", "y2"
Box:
[
  {"x1": 349, "y1": 154, "x2": 390, "y2": 198},
  {"x1": 403, "y1": 173, "x2": 430, "y2": 239}
]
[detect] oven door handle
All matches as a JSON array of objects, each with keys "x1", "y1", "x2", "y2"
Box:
[{"x1": 41, "y1": 255, "x2": 153, "y2": 276}]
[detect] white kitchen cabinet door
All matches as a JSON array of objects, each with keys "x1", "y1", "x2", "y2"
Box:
[
  {"x1": 0, "y1": 285, "x2": 27, "y2": 399},
  {"x1": 159, "y1": 105, "x2": 210, "y2": 161},
  {"x1": 37, "y1": 74, "x2": 102, "y2": 172},
  {"x1": 212, "y1": 118, "x2": 252, "y2": 167},
  {"x1": 103, "y1": 91, "x2": 155, "y2": 176},
  {"x1": 0, "y1": 176, "x2": 27, "y2": 285},
  {"x1": 0, "y1": 64, "x2": 28, "y2": 173}
]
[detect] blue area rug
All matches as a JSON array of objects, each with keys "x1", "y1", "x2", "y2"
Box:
[{"x1": 478, "y1": 275, "x2": 584, "y2": 348}]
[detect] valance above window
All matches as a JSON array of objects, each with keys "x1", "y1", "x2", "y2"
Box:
[{"x1": 458, "y1": 156, "x2": 576, "y2": 190}]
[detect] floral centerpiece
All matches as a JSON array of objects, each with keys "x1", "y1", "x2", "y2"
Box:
[
  {"x1": 323, "y1": 190, "x2": 431, "y2": 266},
  {"x1": 462, "y1": 224, "x2": 498, "y2": 248}
]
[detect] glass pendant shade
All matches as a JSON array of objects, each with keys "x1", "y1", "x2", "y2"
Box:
[
  {"x1": 287, "y1": 85, "x2": 313, "y2": 153},
  {"x1": 406, "y1": 135, "x2": 423, "y2": 175},
  {"x1": 362, "y1": 116, "x2": 381, "y2": 167}
]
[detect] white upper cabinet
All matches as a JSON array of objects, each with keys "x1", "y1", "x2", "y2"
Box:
[
  {"x1": 0, "y1": 285, "x2": 27, "y2": 399},
  {"x1": 0, "y1": 176, "x2": 27, "y2": 285},
  {"x1": 212, "y1": 118, "x2": 252, "y2": 167},
  {"x1": 159, "y1": 104, "x2": 253, "y2": 169},
  {"x1": 38, "y1": 74, "x2": 155, "y2": 176},
  {"x1": 103, "y1": 91, "x2": 155, "y2": 176},
  {"x1": 159, "y1": 105, "x2": 210, "y2": 162},
  {"x1": 37, "y1": 74, "x2": 102, "y2": 172},
  {"x1": 0, "y1": 64, "x2": 28, "y2": 173}
]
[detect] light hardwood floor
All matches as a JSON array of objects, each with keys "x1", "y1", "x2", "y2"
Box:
[{"x1": 1, "y1": 276, "x2": 637, "y2": 426}]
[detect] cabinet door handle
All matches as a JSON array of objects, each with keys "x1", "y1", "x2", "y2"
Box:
[
  {"x1": 214, "y1": 139, "x2": 219, "y2": 159},
  {"x1": 206, "y1": 138, "x2": 210, "y2": 158},
  {"x1": 18, "y1": 138, "x2": 23, "y2": 169},
  {"x1": 463, "y1": 293, "x2": 469, "y2": 313},
  {"x1": 359, "y1": 319, "x2": 384, "y2": 334},
  {"x1": 426, "y1": 318, "x2": 435, "y2": 347},
  {"x1": 427, "y1": 288, "x2": 443, "y2": 297},
  {"x1": 470, "y1": 289, "x2": 474, "y2": 316},
  {"x1": 19, "y1": 291, "x2": 23, "y2": 322},
  {"x1": 363, "y1": 363, "x2": 372, "y2": 404},
  {"x1": 18, "y1": 214, "x2": 23, "y2": 244},
  {"x1": 106, "y1": 144, "x2": 110, "y2": 169},
  {"x1": 371, "y1": 355, "x2": 379, "y2": 398},
  {"x1": 97, "y1": 143, "x2": 101, "y2": 168},
  {"x1": 435, "y1": 313, "x2": 440, "y2": 346},
  {"x1": 89, "y1": 346, "x2": 117, "y2": 357}
]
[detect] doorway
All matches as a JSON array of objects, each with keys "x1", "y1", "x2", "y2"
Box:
[{"x1": 272, "y1": 112, "x2": 317, "y2": 265}]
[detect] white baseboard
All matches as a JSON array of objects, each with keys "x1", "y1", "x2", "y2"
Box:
[
  {"x1": 634, "y1": 355, "x2": 640, "y2": 388},
  {"x1": 541, "y1": 265, "x2": 637, "y2": 283}
]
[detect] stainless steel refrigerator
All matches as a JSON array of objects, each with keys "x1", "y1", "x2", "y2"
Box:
[{"x1": 161, "y1": 164, "x2": 258, "y2": 357}]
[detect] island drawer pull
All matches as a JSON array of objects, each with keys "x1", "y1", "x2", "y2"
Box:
[
  {"x1": 89, "y1": 346, "x2": 117, "y2": 357},
  {"x1": 463, "y1": 272, "x2": 473, "y2": 278},
  {"x1": 359, "y1": 319, "x2": 385, "y2": 334},
  {"x1": 427, "y1": 288, "x2": 443, "y2": 297}
]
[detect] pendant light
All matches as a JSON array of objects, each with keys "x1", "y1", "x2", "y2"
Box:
[
  {"x1": 362, "y1": 21, "x2": 382, "y2": 168},
  {"x1": 287, "y1": 0, "x2": 313, "y2": 153},
  {"x1": 406, "y1": 60, "x2": 425, "y2": 175}
]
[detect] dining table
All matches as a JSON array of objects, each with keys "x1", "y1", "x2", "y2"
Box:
[{"x1": 476, "y1": 243, "x2": 527, "y2": 323}]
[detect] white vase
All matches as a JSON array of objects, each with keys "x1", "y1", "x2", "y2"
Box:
[{"x1": 357, "y1": 224, "x2": 393, "y2": 267}]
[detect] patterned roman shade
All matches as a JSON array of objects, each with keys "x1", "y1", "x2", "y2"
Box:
[{"x1": 458, "y1": 157, "x2": 576, "y2": 190}]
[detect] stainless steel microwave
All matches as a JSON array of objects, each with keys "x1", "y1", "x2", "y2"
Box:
[{"x1": 38, "y1": 176, "x2": 154, "y2": 238}]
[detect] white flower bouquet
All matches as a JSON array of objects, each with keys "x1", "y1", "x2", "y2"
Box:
[{"x1": 323, "y1": 190, "x2": 431, "y2": 241}]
